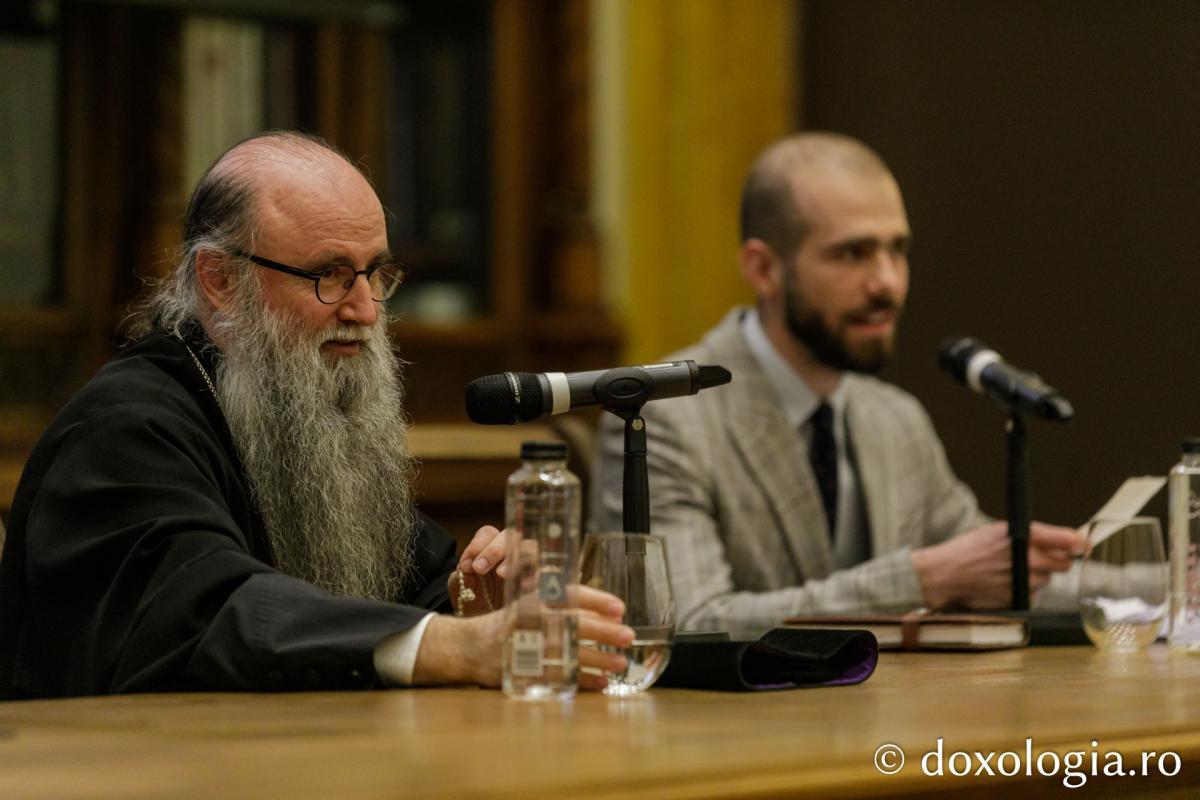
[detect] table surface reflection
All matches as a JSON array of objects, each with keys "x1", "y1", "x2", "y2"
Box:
[{"x1": 2, "y1": 646, "x2": 1199, "y2": 799}]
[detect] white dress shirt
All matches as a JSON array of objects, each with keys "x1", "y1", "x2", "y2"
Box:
[{"x1": 372, "y1": 612, "x2": 436, "y2": 686}]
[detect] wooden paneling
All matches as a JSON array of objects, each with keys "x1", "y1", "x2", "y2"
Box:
[
  {"x1": 408, "y1": 422, "x2": 557, "y2": 547},
  {"x1": 401, "y1": 0, "x2": 618, "y2": 424},
  {"x1": 314, "y1": 24, "x2": 386, "y2": 176},
  {"x1": 0, "y1": 2, "x2": 620, "y2": 536},
  {"x1": 490, "y1": 0, "x2": 540, "y2": 335}
]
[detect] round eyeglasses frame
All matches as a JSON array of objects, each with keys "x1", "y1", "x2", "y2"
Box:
[{"x1": 235, "y1": 250, "x2": 408, "y2": 305}]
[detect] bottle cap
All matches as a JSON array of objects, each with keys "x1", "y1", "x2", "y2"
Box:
[
  {"x1": 521, "y1": 440, "x2": 568, "y2": 460},
  {"x1": 1183, "y1": 438, "x2": 1200, "y2": 454}
]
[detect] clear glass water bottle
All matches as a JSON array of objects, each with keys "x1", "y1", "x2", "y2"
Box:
[
  {"x1": 501, "y1": 441, "x2": 580, "y2": 699},
  {"x1": 1168, "y1": 438, "x2": 1200, "y2": 652}
]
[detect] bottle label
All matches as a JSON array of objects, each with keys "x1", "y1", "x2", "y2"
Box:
[
  {"x1": 540, "y1": 571, "x2": 567, "y2": 605},
  {"x1": 510, "y1": 630, "x2": 544, "y2": 677}
]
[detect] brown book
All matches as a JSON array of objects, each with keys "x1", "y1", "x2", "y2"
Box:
[{"x1": 783, "y1": 611, "x2": 1030, "y2": 651}]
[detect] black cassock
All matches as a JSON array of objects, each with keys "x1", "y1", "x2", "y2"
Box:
[{"x1": 0, "y1": 328, "x2": 456, "y2": 699}]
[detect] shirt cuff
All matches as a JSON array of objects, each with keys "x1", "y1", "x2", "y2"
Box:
[
  {"x1": 886, "y1": 547, "x2": 929, "y2": 611},
  {"x1": 373, "y1": 612, "x2": 436, "y2": 686}
]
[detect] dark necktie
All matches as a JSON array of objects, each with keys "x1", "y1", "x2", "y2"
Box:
[{"x1": 809, "y1": 402, "x2": 838, "y2": 539}]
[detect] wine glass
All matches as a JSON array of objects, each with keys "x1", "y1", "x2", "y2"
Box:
[
  {"x1": 578, "y1": 533, "x2": 675, "y2": 696},
  {"x1": 1079, "y1": 517, "x2": 1168, "y2": 652}
]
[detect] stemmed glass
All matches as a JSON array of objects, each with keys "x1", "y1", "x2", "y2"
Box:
[
  {"x1": 578, "y1": 533, "x2": 675, "y2": 696},
  {"x1": 1079, "y1": 517, "x2": 1168, "y2": 651}
]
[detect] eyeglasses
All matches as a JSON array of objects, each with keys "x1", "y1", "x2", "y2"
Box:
[{"x1": 236, "y1": 251, "x2": 408, "y2": 305}]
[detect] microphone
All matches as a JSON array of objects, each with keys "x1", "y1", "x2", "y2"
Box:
[
  {"x1": 465, "y1": 361, "x2": 732, "y2": 424},
  {"x1": 938, "y1": 337, "x2": 1074, "y2": 421}
]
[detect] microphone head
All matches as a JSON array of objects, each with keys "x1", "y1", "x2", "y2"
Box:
[
  {"x1": 697, "y1": 364, "x2": 732, "y2": 389},
  {"x1": 937, "y1": 336, "x2": 988, "y2": 382},
  {"x1": 465, "y1": 372, "x2": 546, "y2": 424},
  {"x1": 1041, "y1": 394, "x2": 1075, "y2": 422}
]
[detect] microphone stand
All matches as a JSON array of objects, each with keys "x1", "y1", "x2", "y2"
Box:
[
  {"x1": 591, "y1": 366, "x2": 656, "y2": 538},
  {"x1": 603, "y1": 401, "x2": 650, "y2": 625},
  {"x1": 589, "y1": 362, "x2": 732, "y2": 627},
  {"x1": 1006, "y1": 412, "x2": 1031, "y2": 610},
  {"x1": 612, "y1": 407, "x2": 651, "y2": 536}
]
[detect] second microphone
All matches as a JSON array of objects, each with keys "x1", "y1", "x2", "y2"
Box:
[{"x1": 466, "y1": 361, "x2": 732, "y2": 425}]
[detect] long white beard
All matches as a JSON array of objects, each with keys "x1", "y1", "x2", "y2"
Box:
[{"x1": 210, "y1": 279, "x2": 418, "y2": 601}]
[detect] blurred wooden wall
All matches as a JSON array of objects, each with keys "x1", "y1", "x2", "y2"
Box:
[{"x1": 0, "y1": 1, "x2": 620, "y2": 541}]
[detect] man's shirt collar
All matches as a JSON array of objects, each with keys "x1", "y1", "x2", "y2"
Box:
[{"x1": 739, "y1": 308, "x2": 848, "y2": 428}]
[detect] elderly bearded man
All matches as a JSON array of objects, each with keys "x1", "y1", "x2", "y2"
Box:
[{"x1": 0, "y1": 132, "x2": 632, "y2": 698}]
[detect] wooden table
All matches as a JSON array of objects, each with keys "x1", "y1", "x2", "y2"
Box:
[{"x1": 2, "y1": 646, "x2": 1199, "y2": 799}]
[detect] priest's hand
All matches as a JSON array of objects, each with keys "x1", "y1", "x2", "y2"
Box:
[
  {"x1": 449, "y1": 525, "x2": 507, "y2": 617},
  {"x1": 414, "y1": 585, "x2": 633, "y2": 689}
]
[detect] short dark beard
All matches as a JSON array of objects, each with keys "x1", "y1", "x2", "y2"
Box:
[
  {"x1": 782, "y1": 271, "x2": 897, "y2": 374},
  {"x1": 210, "y1": 276, "x2": 418, "y2": 601}
]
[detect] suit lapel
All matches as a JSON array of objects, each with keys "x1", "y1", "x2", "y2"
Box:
[
  {"x1": 845, "y1": 376, "x2": 898, "y2": 560},
  {"x1": 705, "y1": 312, "x2": 835, "y2": 580}
]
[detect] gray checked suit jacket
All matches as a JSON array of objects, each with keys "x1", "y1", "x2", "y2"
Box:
[{"x1": 590, "y1": 308, "x2": 987, "y2": 638}]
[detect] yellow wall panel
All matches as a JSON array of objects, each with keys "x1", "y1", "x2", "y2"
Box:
[{"x1": 598, "y1": 0, "x2": 797, "y2": 364}]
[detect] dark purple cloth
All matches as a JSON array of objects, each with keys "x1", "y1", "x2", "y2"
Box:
[{"x1": 655, "y1": 627, "x2": 878, "y2": 692}]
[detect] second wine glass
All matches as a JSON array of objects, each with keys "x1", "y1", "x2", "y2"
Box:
[
  {"x1": 1079, "y1": 516, "x2": 1168, "y2": 652},
  {"x1": 578, "y1": 532, "x2": 675, "y2": 696}
]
